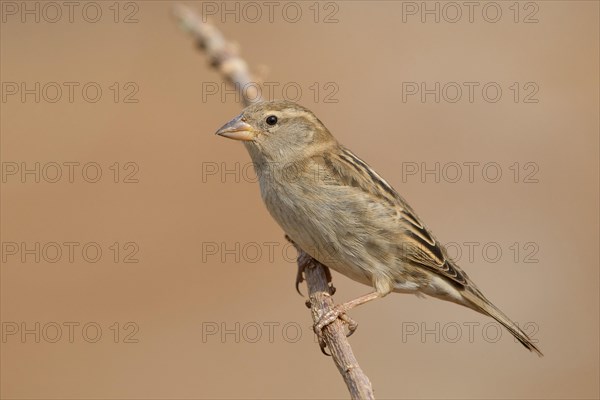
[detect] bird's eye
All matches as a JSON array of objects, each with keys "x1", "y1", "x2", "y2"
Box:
[{"x1": 266, "y1": 115, "x2": 278, "y2": 126}]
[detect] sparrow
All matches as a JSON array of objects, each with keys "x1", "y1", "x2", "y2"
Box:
[{"x1": 215, "y1": 100, "x2": 542, "y2": 356}]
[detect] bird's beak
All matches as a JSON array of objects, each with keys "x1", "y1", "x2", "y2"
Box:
[{"x1": 215, "y1": 115, "x2": 256, "y2": 141}]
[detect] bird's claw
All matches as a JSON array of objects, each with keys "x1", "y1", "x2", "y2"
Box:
[
  {"x1": 295, "y1": 261, "x2": 333, "y2": 296},
  {"x1": 285, "y1": 235, "x2": 307, "y2": 296},
  {"x1": 295, "y1": 263, "x2": 305, "y2": 296},
  {"x1": 313, "y1": 305, "x2": 359, "y2": 355},
  {"x1": 339, "y1": 313, "x2": 358, "y2": 337},
  {"x1": 328, "y1": 283, "x2": 336, "y2": 296}
]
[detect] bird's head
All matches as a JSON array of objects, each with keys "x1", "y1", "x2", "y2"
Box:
[{"x1": 215, "y1": 100, "x2": 335, "y2": 163}]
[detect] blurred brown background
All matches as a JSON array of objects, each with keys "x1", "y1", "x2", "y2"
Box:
[{"x1": 1, "y1": 1, "x2": 598, "y2": 399}]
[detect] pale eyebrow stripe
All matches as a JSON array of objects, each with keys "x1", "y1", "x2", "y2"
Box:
[{"x1": 282, "y1": 108, "x2": 319, "y2": 124}]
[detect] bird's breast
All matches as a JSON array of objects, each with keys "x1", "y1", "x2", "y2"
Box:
[{"x1": 256, "y1": 167, "x2": 374, "y2": 286}]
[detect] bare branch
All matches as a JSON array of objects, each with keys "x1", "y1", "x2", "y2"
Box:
[
  {"x1": 172, "y1": 3, "x2": 260, "y2": 106},
  {"x1": 300, "y1": 253, "x2": 375, "y2": 400},
  {"x1": 172, "y1": 4, "x2": 375, "y2": 399}
]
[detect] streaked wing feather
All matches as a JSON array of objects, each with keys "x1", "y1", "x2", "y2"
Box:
[{"x1": 316, "y1": 147, "x2": 468, "y2": 287}]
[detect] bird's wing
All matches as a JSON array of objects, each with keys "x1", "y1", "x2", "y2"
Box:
[{"x1": 315, "y1": 147, "x2": 469, "y2": 287}]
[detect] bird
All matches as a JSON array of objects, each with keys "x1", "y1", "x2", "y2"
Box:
[{"x1": 214, "y1": 100, "x2": 542, "y2": 356}]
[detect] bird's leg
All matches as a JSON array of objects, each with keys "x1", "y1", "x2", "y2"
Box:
[{"x1": 314, "y1": 291, "x2": 381, "y2": 347}]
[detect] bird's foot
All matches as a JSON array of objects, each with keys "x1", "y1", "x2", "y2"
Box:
[
  {"x1": 286, "y1": 234, "x2": 335, "y2": 296},
  {"x1": 312, "y1": 291, "x2": 383, "y2": 353},
  {"x1": 296, "y1": 263, "x2": 336, "y2": 296},
  {"x1": 313, "y1": 304, "x2": 358, "y2": 354}
]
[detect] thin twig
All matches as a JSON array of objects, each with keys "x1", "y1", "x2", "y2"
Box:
[
  {"x1": 172, "y1": 4, "x2": 375, "y2": 399},
  {"x1": 172, "y1": 3, "x2": 259, "y2": 107},
  {"x1": 300, "y1": 253, "x2": 375, "y2": 400}
]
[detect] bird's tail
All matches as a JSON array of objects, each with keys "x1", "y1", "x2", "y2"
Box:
[{"x1": 461, "y1": 289, "x2": 543, "y2": 357}]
